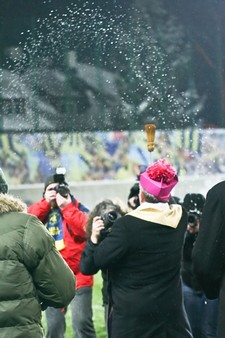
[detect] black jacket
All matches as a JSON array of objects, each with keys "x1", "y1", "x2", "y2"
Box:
[
  {"x1": 182, "y1": 231, "x2": 201, "y2": 290},
  {"x1": 193, "y1": 180, "x2": 225, "y2": 338},
  {"x1": 92, "y1": 202, "x2": 192, "y2": 338},
  {"x1": 80, "y1": 240, "x2": 109, "y2": 306},
  {"x1": 192, "y1": 181, "x2": 225, "y2": 299}
]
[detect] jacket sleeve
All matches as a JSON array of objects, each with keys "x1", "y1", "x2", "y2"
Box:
[
  {"x1": 192, "y1": 184, "x2": 225, "y2": 299},
  {"x1": 80, "y1": 240, "x2": 100, "y2": 275},
  {"x1": 28, "y1": 198, "x2": 51, "y2": 223},
  {"x1": 23, "y1": 214, "x2": 76, "y2": 308},
  {"x1": 61, "y1": 202, "x2": 87, "y2": 241}
]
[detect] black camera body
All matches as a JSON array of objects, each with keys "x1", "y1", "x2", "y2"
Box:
[
  {"x1": 54, "y1": 183, "x2": 70, "y2": 198},
  {"x1": 53, "y1": 168, "x2": 70, "y2": 198},
  {"x1": 188, "y1": 213, "x2": 198, "y2": 227},
  {"x1": 187, "y1": 210, "x2": 202, "y2": 228},
  {"x1": 183, "y1": 193, "x2": 205, "y2": 229},
  {"x1": 100, "y1": 211, "x2": 118, "y2": 237}
]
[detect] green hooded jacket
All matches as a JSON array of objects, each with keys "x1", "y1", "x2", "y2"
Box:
[{"x1": 0, "y1": 194, "x2": 76, "y2": 338}]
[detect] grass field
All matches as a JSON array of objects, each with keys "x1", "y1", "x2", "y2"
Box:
[{"x1": 42, "y1": 271, "x2": 107, "y2": 337}]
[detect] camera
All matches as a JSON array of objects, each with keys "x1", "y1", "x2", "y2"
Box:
[
  {"x1": 102, "y1": 211, "x2": 118, "y2": 230},
  {"x1": 100, "y1": 211, "x2": 118, "y2": 237},
  {"x1": 187, "y1": 210, "x2": 202, "y2": 228},
  {"x1": 53, "y1": 167, "x2": 70, "y2": 198},
  {"x1": 54, "y1": 183, "x2": 70, "y2": 198},
  {"x1": 183, "y1": 193, "x2": 205, "y2": 229},
  {"x1": 188, "y1": 213, "x2": 198, "y2": 227}
]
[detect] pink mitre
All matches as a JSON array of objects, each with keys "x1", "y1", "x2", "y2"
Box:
[{"x1": 140, "y1": 159, "x2": 178, "y2": 201}]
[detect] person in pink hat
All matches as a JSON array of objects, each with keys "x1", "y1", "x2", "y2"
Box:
[{"x1": 87, "y1": 159, "x2": 193, "y2": 338}]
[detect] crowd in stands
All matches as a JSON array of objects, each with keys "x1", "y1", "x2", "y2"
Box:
[{"x1": 1, "y1": 128, "x2": 225, "y2": 185}]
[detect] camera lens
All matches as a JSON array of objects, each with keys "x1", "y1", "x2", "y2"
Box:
[
  {"x1": 107, "y1": 211, "x2": 118, "y2": 222},
  {"x1": 187, "y1": 213, "x2": 199, "y2": 228},
  {"x1": 188, "y1": 214, "x2": 196, "y2": 224},
  {"x1": 55, "y1": 183, "x2": 70, "y2": 198},
  {"x1": 102, "y1": 211, "x2": 118, "y2": 230}
]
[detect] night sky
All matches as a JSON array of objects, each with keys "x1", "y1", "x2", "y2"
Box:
[{"x1": 1, "y1": 0, "x2": 225, "y2": 128}]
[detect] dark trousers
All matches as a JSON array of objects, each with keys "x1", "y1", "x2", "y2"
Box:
[
  {"x1": 183, "y1": 283, "x2": 218, "y2": 338},
  {"x1": 45, "y1": 286, "x2": 96, "y2": 338}
]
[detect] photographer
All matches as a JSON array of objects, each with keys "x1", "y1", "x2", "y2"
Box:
[
  {"x1": 127, "y1": 165, "x2": 147, "y2": 210},
  {"x1": 182, "y1": 193, "x2": 218, "y2": 338},
  {"x1": 80, "y1": 199, "x2": 128, "y2": 338},
  {"x1": 28, "y1": 168, "x2": 96, "y2": 338}
]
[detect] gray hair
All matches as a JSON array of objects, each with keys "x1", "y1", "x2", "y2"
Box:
[{"x1": 140, "y1": 186, "x2": 163, "y2": 203}]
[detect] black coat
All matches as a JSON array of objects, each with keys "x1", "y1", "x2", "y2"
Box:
[
  {"x1": 193, "y1": 180, "x2": 225, "y2": 338},
  {"x1": 92, "y1": 202, "x2": 192, "y2": 338},
  {"x1": 80, "y1": 241, "x2": 109, "y2": 306},
  {"x1": 182, "y1": 232, "x2": 202, "y2": 290}
]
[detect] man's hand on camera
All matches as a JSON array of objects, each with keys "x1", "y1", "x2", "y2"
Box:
[
  {"x1": 56, "y1": 193, "x2": 72, "y2": 209},
  {"x1": 44, "y1": 184, "x2": 57, "y2": 203},
  {"x1": 91, "y1": 216, "x2": 105, "y2": 244}
]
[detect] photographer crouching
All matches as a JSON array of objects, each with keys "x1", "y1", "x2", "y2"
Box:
[{"x1": 181, "y1": 193, "x2": 218, "y2": 338}]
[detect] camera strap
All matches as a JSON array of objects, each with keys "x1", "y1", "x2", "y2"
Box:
[{"x1": 66, "y1": 223, "x2": 85, "y2": 243}]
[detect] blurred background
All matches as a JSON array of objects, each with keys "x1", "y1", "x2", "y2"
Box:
[{"x1": 0, "y1": 0, "x2": 225, "y2": 207}]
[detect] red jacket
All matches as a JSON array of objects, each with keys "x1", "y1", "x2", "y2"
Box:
[{"x1": 28, "y1": 198, "x2": 93, "y2": 289}]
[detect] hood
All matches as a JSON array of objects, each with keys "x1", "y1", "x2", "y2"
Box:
[
  {"x1": 128, "y1": 202, "x2": 182, "y2": 228},
  {"x1": 0, "y1": 194, "x2": 27, "y2": 215}
]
